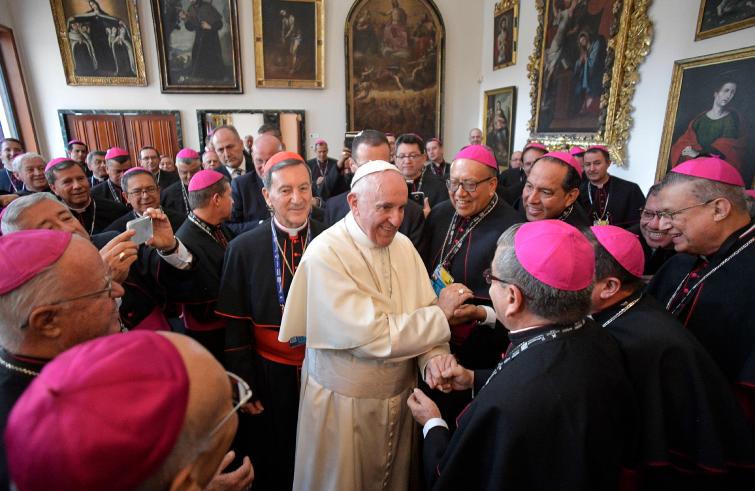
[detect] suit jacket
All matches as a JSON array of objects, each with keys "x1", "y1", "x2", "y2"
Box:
[
  {"x1": 155, "y1": 170, "x2": 180, "y2": 190},
  {"x1": 307, "y1": 157, "x2": 346, "y2": 201},
  {"x1": 410, "y1": 169, "x2": 449, "y2": 208},
  {"x1": 497, "y1": 168, "x2": 526, "y2": 205},
  {"x1": 229, "y1": 161, "x2": 269, "y2": 234},
  {"x1": 578, "y1": 175, "x2": 645, "y2": 228},
  {"x1": 161, "y1": 181, "x2": 190, "y2": 221},
  {"x1": 324, "y1": 190, "x2": 425, "y2": 250},
  {"x1": 0, "y1": 168, "x2": 21, "y2": 193}
]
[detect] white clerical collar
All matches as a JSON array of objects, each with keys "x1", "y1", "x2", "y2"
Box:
[
  {"x1": 274, "y1": 216, "x2": 307, "y2": 237},
  {"x1": 345, "y1": 212, "x2": 378, "y2": 249},
  {"x1": 68, "y1": 197, "x2": 92, "y2": 213}
]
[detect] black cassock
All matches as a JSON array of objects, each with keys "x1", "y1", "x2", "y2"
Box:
[
  {"x1": 423, "y1": 320, "x2": 634, "y2": 490},
  {"x1": 578, "y1": 175, "x2": 645, "y2": 228},
  {"x1": 496, "y1": 167, "x2": 525, "y2": 206},
  {"x1": 627, "y1": 223, "x2": 677, "y2": 276},
  {"x1": 408, "y1": 168, "x2": 449, "y2": 208},
  {"x1": 70, "y1": 196, "x2": 126, "y2": 235},
  {"x1": 594, "y1": 292, "x2": 755, "y2": 487},
  {"x1": 155, "y1": 170, "x2": 180, "y2": 190},
  {"x1": 647, "y1": 221, "x2": 755, "y2": 424},
  {"x1": 174, "y1": 213, "x2": 234, "y2": 361},
  {"x1": 160, "y1": 181, "x2": 190, "y2": 225},
  {"x1": 216, "y1": 218, "x2": 326, "y2": 491},
  {"x1": 90, "y1": 179, "x2": 129, "y2": 210},
  {"x1": 423, "y1": 196, "x2": 522, "y2": 369}
]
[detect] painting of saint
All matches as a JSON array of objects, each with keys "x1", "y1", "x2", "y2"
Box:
[
  {"x1": 152, "y1": 0, "x2": 241, "y2": 92},
  {"x1": 696, "y1": 0, "x2": 755, "y2": 40},
  {"x1": 260, "y1": 0, "x2": 317, "y2": 81},
  {"x1": 346, "y1": 0, "x2": 444, "y2": 140},
  {"x1": 483, "y1": 87, "x2": 516, "y2": 167},
  {"x1": 493, "y1": 1, "x2": 518, "y2": 70},
  {"x1": 535, "y1": 0, "x2": 613, "y2": 134}
]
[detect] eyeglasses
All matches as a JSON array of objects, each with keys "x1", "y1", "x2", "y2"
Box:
[
  {"x1": 127, "y1": 186, "x2": 158, "y2": 197},
  {"x1": 209, "y1": 371, "x2": 253, "y2": 436},
  {"x1": 47, "y1": 275, "x2": 114, "y2": 307},
  {"x1": 654, "y1": 198, "x2": 717, "y2": 223},
  {"x1": 446, "y1": 176, "x2": 494, "y2": 193},
  {"x1": 396, "y1": 153, "x2": 423, "y2": 161},
  {"x1": 483, "y1": 268, "x2": 505, "y2": 285}
]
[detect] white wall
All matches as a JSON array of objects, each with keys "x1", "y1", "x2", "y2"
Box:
[
  {"x1": 7, "y1": 0, "x2": 483, "y2": 161},
  {"x1": 480, "y1": 0, "x2": 755, "y2": 192}
]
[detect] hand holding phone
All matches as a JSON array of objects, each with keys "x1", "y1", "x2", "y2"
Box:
[{"x1": 126, "y1": 216, "x2": 153, "y2": 245}]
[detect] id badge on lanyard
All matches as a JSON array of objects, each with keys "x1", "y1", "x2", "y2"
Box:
[{"x1": 431, "y1": 264, "x2": 454, "y2": 297}]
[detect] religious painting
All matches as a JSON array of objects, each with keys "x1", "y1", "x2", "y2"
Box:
[
  {"x1": 528, "y1": 0, "x2": 652, "y2": 165},
  {"x1": 483, "y1": 86, "x2": 517, "y2": 167},
  {"x1": 252, "y1": 0, "x2": 324, "y2": 88},
  {"x1": 493, "y1": 0, "x2": 518, "y2": 70},
  {"x1": 695, "y1": 0, "x2": 755, "y2": 40},
  {"x1": 50, "y1": 0, "x2": 146, "y2": 86},
  {"x1": 345, "y1": 0, "x2": 445, "y2": 140},
  {"x1": 656, "y1": 47, "x2": 755, "y2": 187},
  {"x1": 151, "y1": 0, "x2": 242, "y2": 93}
]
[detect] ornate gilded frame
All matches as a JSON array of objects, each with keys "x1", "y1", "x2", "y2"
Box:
[
  {"x1": 695, "y1": 0, "x2": 755, "y2": 41},
  {"x1": 151, "y1": 0, "x2": 242, "y2": 93},
  {"x1": 655, "y1": 46, "x2": 755, "y2": 183},
  {"x1": 50, "y1": 0, "x2": 146, "y2": 86},
  {"x1": 482, "y1": 86, "x2": 517, "y2": 167},
  {"x1": 527, "y1": 0, "x2": 652, "y2": 166},
  {"x1": 493, "y1": 0, "x2": 518, "y2": 70},
  {"x1": 252, "y1": 0, "x2": 325, "y2": 89}
]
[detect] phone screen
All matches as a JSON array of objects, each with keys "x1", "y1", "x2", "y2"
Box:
[{"x1": 126, "y1": 216, "x2": 153, "y2": 245}]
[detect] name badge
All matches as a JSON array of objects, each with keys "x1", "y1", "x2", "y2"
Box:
[
  {"x1": 431, "y1": 265, "x2": 454, "y2": 297},
  {"x1": 288, "y1": 336, "x2": 306, "y2": 348}
]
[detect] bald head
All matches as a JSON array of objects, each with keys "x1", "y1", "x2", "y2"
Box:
[
  {"x1": 211, "y1": 126, "x2": 245, "y2": 169},
  {"x1": 252, "y1": 134, "x2": 283, "y2": 177},
  {"x1": 469, "y1": 128, "x2": 483, "y2": 145}
]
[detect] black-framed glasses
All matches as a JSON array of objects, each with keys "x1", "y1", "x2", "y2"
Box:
[
  {"x1": 483, "y1": 268, "x2": 506, "y2": 285},
  {"x1": 209, "y1": 371, "x2": 253, "y2": 436},
  {"x1": 127, "y1": 186, "x2": 159, "y2": 197},
  {"x1": 655, "y1": 198, "x2": 718, "y2": 223},
  {"x1": 47, "y1": 275, "x2": 113, "y2": 307},
  {"x1": 446, "y1": 176, "x2": 494, "y2": 193}
]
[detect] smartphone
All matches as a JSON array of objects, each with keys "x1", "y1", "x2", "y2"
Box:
[
  {"x1": 344, "y1": 131, "x2": 359, "y2": 152},
  {"x1": 409, "y1": 191, "x2": 425, "y2": 206},
  {"x1": 126, "y1": 216, "x2": 153, "y2": 245}
]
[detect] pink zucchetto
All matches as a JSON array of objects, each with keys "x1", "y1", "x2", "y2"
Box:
[
  {"x1": 537, "y1": 151, "x2": 584, "y2": 178},
  {"x1": 514, "y1": 220, "x2": 594, "y2": 291},
  {"x1": 671, "y1": 157, "x2": 745, "y2": 187},
  {"x1": 175, "y1": 148, "x2": 200, "y2": 160},
  {"x1": 590, "y1": 225, "x2": 644, "y2": 278},
  {"x1": 105, "y1": 147, "x2": 129, "y2": 160},
  {"x1": 453, "y1": 144, "x2": 497, "y2": 170},
  {"x1": 44, "y1": 157, "x2": 72, "y2": 172},
  {"x1": 5, "y1": 331, "x2": 189, "y2": 491},
  {"x1": 122, "y1": 167, "x2": 149, "y2": 178},
  {"x1": 67, "y1": 139, "x2": 85, "y2": 146},
  {"x1": 523, "y1": 142, "x2": 548, "y2": 153},
  {"x1": 314, "y1": 139, "x2": 327, "y2": 146},
  {"x1": 188, "y1": 169, "x2": 225, "y2": 191},
  {"x1": 0, "y1": 230, "x2": 72, "y2": 295},
  {"x1": 569, "y1": 146, "x2": 586, "y2": 156}
]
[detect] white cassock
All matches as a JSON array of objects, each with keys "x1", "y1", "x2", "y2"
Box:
[{"x1": 279, "y1": 212, "x2": 451, "y2": 491}]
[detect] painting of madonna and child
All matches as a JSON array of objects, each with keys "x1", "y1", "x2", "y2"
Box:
[
  {"x1": 658, "y1": 48, "x2": 755, "y2": 187},
  {"x1": 346, "y1": 0, "x2": 444, "y2": 140},
  {"x1": 534, "y1": 0, "x2": 615, "y2": 134}
]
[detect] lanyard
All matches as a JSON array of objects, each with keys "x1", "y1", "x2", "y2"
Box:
[
  {"x1": 188, "y1": 212, "x2": 227, "y2": 247},
  {"x1": 600, "y1": 294, "x2": 641, "y2": 327},
  {"x1": 271, "y1": 220, "x2": 310, "y2": 310},
  {"x1": 409, "y1": 166, "x2": 427, "y2": 193},
  {"x1": 482, "y1": 320, "x2": 585, "y2": 390},
  {"x1": 180, "y1": 184, "x2": 190, "y2": 215},
  {"x1": 438, "y1": 193, "x2": 498, "y2": 269},
  {"x1": 107, "y1": 179, "x2": 122, "y2": 203}
]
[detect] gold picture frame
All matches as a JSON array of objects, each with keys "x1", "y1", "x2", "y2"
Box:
[
  {"x1": 695, "y1": 0, "x2": 755, "y2": 41},
  {"x1": 483, "y1": 86, "x2": 517, "y2": 168},
  {"x1": 656, "y1": 46, "x2": 755, "y2": 185},
  {"x1": 493, "y1": 0, "x2": 518, "y2": 70},
  {"x1": 50, "y1": 0, "x2": 147, "y2": 86},
  {"x1": 252, "y1": 0, "x2": 325, "y2": 89},
  {"x1": 527, "y1": 0, "x2": 652, "y2": 166}
]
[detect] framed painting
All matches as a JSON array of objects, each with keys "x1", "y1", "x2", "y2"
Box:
[
  {"x1": 656, "y1": 46, "x2": 755, "y2": 187},
  {"x1": 493, "y1": 0, "x2": 518, "y2": 70},
  {"x1": 483, "y1": 86, "x2": 517, "y2": 167},
  {"x1": 50, "y1": 0, "x2": 146, "y2": 86},
  {"x1": 527, "y1": 0, "x2": 652, "y2": 165},
  {"x1": 345, "y1": 0, "x2": 445, "y2": 140},
  {"x1": 252, "y1": 0, "x2": 324, "y2": 88},
  {"x1": 151, "y1": 0, "x2": 242, "y2": 93},
  {"x1": 695, "y1": 0, "x2": 755, "y2": 41}
]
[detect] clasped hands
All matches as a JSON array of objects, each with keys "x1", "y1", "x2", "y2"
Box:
[
  {"x1": 438, "y1": 282, "x2": 486, "y2": 326},
  {"x1": 410, "y1": 354, "x2": 474, "y2": 425}
]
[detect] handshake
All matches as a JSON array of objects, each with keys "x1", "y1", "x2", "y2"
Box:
[
  {"x1": 437, "y1": 282, "x2": 487, "y2": 326},
  {"x1": 408, "y1": 354, "x2": 474, "y2": 426}
]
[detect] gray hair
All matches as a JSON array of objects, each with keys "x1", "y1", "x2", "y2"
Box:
[
  {"x1": 11, "y1": 152, "x2": 44, "y2": 174},
  {"x1": 0, "y1": 192, "x2": 61, "y2": 234},
  {"x1": 0, "y1": 263, "x2": 62, "y2": 352},
  {"x1": 660, "y1": 171, "x2": 747, "y2": 213},
  {"x1": 133, "y1": 424, "x2": 211, "y2": 491},
  {"x1": 86, "y1": 150, "x2": 106, "y2": 165},
  {"x1": 493, "y1": 223, "x2": 593, "y2": 323},
  {"x1": 262, "y1": 158, "x2": 310, "y2": 189}
]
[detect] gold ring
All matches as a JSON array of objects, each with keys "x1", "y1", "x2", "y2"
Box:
[{"x1": 119, "y1": 252, "x2": 126, "y2": 261}]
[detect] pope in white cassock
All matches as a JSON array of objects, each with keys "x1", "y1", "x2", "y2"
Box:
[{"x1": 279, "y1": 160, "x2": 473, "y2": 490}]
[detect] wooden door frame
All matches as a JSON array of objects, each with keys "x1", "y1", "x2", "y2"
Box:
[
  {"x1": 58, "y1": 110, "x2": 184, "y2": 149},
  {"x1": 0, "y1": 25, "x2": 38, "y2": 152}
]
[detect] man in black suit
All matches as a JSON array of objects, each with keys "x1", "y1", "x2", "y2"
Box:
[
  {"x1": 307, "y1": 139, "x2": 345, "y2": 202},
  {"x1": 324, "y1": 130, "x2": 425, "y2": 250},
  {"x1": 579, "y1": 145, "x2": 645, "y2": 228},
  {"x1": 212, "y1": 125, "x2": 250, "y2": 180},
  {"x1": 161, "y1": 148, "x2": 202, "y2": 222}
]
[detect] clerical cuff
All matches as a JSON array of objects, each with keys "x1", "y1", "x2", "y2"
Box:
[
  {"x1": 423, "y1": 418, "x2": 448, "y2": 438},
  {"x1": 159, "y1": 239, "x2": 193, "y2": 270},
  {"x1": 481, "y1": 305, "x2": 496, "y2": 326}
]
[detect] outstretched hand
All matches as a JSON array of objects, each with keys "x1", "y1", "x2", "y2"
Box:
[
  {"x1": 205, "y1": 451, "x2": 254, "y2": 491},
  {"x1": 407, "y1": 388, "x2": 441, "y2": 426}
]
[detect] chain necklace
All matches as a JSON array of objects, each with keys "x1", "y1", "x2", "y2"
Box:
[
  {"x1": 601, "y1": 294, "x2": 642, "y2": 327},
  {"x1": 188, "y1": 212, "x2": 227, "y2": 247},
  {"x1": 438, "y1": 193, "x2": 499, "y2": 269},
  {"x1": 0, "y1": 355, "x2": 40, "y2": 377},
  {"x1": 107, "y1": 179, "x2": 122, "y2": 203},
  {"x1": 587, "y1": 180, "x2": 611, "y2": 222}
]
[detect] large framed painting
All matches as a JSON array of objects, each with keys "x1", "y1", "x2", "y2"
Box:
[
  {"x1": 527, "y1": 0, "x2": 652, "y2": 165},
  {"x1": 50, "y1": 0, "x2": 147, "y2": 86},
  {"x1": 252, "y1": 0, "x2": 324, "y2": 88},
  {"x1": 483, "y1": 86, "x2": 517, "y2": 168},
  {"x1": 695, "y1": 0, "x2": 755, "y2": 41},
  {"x1": 345, "y1": 0, "x2": 445, "y2": 140},
  {"x1": 656, "y1": 46, "x2": 755, "y2": 187},
  {"x1": 151, "y1": 0, "x2": 242, "y2": 93},
  {"x1": 493, "y1": 0, "x2": 518, "y2": 70}
]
